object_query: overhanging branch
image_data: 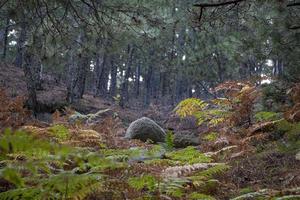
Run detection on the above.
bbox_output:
[193,0,246,8]
[287,2,300,7]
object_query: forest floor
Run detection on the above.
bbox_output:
[0,63,300,199]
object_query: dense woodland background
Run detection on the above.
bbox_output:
[0,0,300,200]
[0,0,299,111]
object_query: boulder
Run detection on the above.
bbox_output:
[125,117,166,143]
[165,115,198,131]
[69,109,115,124]
[173,131,200,148]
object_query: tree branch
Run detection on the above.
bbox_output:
[287,2,300,7]
[0,0,9,9]
[289,25,300,30]
[194,0,246,8]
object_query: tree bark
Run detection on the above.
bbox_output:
[119,44,134,108]
[134,62,140,98]
[144,64,153,107]
[110,55,117,98]
[2,16,9,60]
[95,53,109,97]
[15,22,27,68]
[23,48,40,115]
[66,52,88,103]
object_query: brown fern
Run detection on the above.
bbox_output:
[285,83,300,122]
[0,88,30,129]
[161,163,223,178]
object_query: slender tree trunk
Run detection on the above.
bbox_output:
[2,16,9,60]
[144,64,153,107]
[119,44,134,108]
[151,70,160,99]
[77,54,88,98]
[23,48,40,115]
[66,51,75,103]
[110,56,117,98]
[95,53,109,97]
[134,62,140,98]
[15,22,26,68]
[66,52,88,103]
[160,72,167,97]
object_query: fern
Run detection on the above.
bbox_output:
[162,177,187,198]
[128,175,158,192]
[174,98,208,118]
[165,146,212,164]
[48,124,70,141]
[165,131,175,151]
[0,129,110,200]
[189,192,216,200]
[175,98,229,127]
[276,120,300,152]
[204,132,218,142]
[0,168,24,188]
[194,164,230,179]
[254,111,281,122]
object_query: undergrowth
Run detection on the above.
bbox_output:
[0,128,228,199]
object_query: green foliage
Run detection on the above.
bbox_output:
[166,146,212,164]
[204,132,218,142]
[276,120,300,152]
[239,187,254,195]
[0,129,117,200]
[254,111,280,122]
[0,168,24,188]
[188,192,216,200]
[0,173,102,200]
[175,98,229,127]
[162,177,187,198]
[165,130,175,151]
[195,164,230,179]
[48,124,70,141]
[174,98,208,118]
[128,175,158,192]
[189,164,229,194]
[261,83,288,111]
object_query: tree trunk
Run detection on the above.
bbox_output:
[119,44,134,108]
[144,64,153,107]
[110,56,117,98]
[2,16,9,60]
[15,22,27,68]
[95,53,109,97]
[23,48,40,115]
[134,63,140,98]
[160,72,167,97]
[66,52,88,103]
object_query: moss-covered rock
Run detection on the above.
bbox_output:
[125,117,166,143]
[173,131,200,148]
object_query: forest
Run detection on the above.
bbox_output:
[0,0,299,199]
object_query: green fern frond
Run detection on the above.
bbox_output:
[188,192,216,200]
[254,111,281,122]
[128,175,159,192]
[165,146,212,164]
[165,131,175,151]
[195,164,230,179]
[174,98,208,118]
[48,124,70,141]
